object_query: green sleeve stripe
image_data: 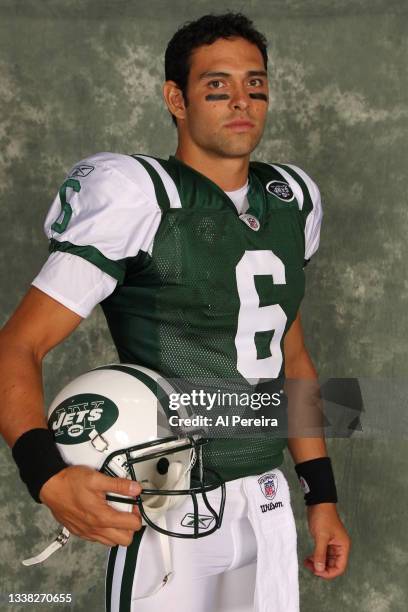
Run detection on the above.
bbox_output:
[49,239,126,283]
[130,155,170,213]
[274,163,314,216]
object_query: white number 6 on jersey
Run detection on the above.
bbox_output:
[235,250,287,383]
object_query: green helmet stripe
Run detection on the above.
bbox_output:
[92,364,171,418]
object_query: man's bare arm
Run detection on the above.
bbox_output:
[0,287,83,445]
[0,286,142,546]
[283,311,351,579]
[283,310,327,461]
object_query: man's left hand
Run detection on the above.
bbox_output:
[304,503,351,579]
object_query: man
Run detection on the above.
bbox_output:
[0,12,350,612]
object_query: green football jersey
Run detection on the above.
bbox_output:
[41,152,322,481]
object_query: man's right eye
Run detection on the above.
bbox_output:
[208,80,224,89]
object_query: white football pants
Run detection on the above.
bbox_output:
[105,469,299,612]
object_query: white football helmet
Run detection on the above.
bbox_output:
[47,363,225,538]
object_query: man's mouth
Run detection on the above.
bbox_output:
[224,119,255,132]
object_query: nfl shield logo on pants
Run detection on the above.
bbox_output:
[258,473,278,500]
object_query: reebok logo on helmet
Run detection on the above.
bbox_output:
[181,513,215,530]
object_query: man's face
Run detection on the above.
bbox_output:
[180,37,269,159]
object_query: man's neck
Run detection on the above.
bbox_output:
[174,145,250,192]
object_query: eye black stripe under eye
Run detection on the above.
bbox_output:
[249,93,268,101]
[205,93,268,102]
[205,94,230,101]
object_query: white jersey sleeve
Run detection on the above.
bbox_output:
[32,252,117,318]
[286,164,323,262]
[32,152,162,317]
[269,163,323,263]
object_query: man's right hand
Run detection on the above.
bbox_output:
[39,465,143,547]
[0,289,143,548]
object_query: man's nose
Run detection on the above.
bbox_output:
[228,85,250,111]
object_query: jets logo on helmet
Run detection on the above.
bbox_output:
[48,394,119,444]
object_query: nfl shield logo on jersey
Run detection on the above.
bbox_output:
[239,213,260,231]
[266,180,294,202]
[258,473,278,500]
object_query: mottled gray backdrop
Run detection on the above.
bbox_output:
[0,1,407,611]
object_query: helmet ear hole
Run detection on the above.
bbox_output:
[157,457,170,475]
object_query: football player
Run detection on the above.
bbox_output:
[0,12,350,612]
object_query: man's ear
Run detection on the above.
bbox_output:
[163,81,186,122]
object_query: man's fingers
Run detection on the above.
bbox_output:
[92,528,135,548]
[313,532,331,572]
[101,506,142,531]
[310,564,347,580]
[73,499,142,531]
[91,472,142,497]
[305,542,349,579]
[77,529,135,548]
[306,506,351,580]
[40,466,145,545]
[132,504,141,517]
[327,543,348,573]
[58,500,142,534]
[95,536,117,547]
[67,518,137,547]
[303,556,315,572]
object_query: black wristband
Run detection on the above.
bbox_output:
[295,456,338,506]
[12,428,68,503]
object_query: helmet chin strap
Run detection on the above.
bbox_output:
[133,451,196,596]
[22,526,70,566]
[131,515,174,600]
[130,461,181,592]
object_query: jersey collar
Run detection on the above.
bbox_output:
[167,155,266,224]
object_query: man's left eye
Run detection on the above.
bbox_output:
[249,78,263,87]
